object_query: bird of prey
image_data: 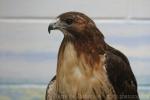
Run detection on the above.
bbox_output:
[46,12,139,100]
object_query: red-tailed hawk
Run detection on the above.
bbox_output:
[46,12,139,100]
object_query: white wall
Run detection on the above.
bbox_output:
[0,0,150,84]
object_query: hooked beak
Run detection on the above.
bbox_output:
[48,23,56,34]
[48,20,62,34]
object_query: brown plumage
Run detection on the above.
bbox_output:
[46,12,139,100]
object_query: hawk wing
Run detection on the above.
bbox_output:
[105,45,139,100]
[45,76,56,100]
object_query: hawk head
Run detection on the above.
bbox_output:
[48,12,101,38]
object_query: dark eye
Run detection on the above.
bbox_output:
[65,18,73,25]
